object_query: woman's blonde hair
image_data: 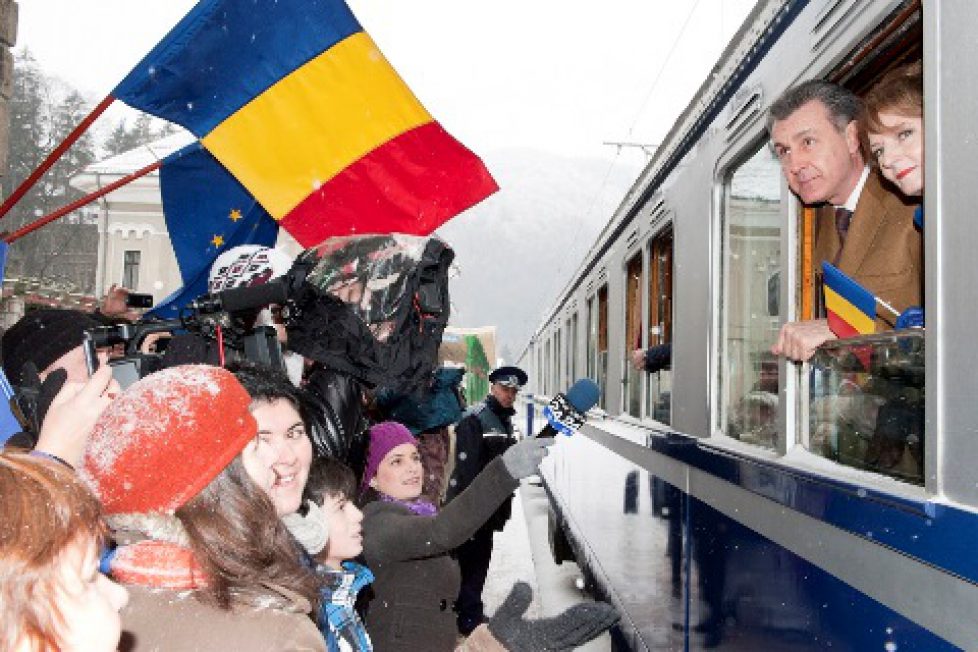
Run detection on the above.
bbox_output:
[0,451,106,652]
[861,61,923,135]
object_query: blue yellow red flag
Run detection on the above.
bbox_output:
[114,0,497,247]
[147,144,279,319]
[822,261,877,338]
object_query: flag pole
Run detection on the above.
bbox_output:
[0,94,116,221]
[4,160,161,244]
[875,296,901,318]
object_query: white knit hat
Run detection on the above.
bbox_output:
[207,245,293,293]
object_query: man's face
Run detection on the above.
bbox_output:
[490,383,519,409]
[771,100,863,206]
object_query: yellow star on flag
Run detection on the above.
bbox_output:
[229,208,242,222]
[211,234,225,248]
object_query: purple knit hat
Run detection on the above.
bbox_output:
[361,421,417,492]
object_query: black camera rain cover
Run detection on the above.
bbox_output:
[286,234,454,394]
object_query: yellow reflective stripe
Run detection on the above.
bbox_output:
[202,32,432,219]
[824,286,875,334]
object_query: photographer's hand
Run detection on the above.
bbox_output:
[35,365,120,467]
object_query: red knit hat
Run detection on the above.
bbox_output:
[82,365,257,515]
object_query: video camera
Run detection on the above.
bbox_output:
[83,254,315,388]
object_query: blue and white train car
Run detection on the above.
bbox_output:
[521,0,978,649]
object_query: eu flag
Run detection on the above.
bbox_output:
[148,144,278,319]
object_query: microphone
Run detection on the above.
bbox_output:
[538,378,600,437]
[191,278,290,315]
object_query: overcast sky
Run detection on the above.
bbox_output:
[19,0,757,165]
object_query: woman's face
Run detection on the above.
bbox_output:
[868,111,924,197]
[241,398,313,517]
[54,538,129,652]
[370,443,423,501]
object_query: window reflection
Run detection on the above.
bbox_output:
[720,145,782,448]
[809,331,924,485]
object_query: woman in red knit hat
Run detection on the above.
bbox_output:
[81,365,326,651]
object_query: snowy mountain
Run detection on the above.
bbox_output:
[437,148,643,364]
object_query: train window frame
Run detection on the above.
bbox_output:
[586,284,610,410]
[622,246,644,417]
[713,137,786,453]
[644,223,675,425]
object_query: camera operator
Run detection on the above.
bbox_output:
[161,245,303,381]
[1,308,112,447]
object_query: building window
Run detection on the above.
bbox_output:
[123,251,141,290]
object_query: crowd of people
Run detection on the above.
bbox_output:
[0,237,617,651]
[1,61,925,652]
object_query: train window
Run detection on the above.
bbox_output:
[646,228,673,424]
[544,337,552,396]
[808,332,924,485]
[718,144,782,448]
[587,286,609,410]
[624,252,643,416]
[554,329,562,394]
[568,313,578,382]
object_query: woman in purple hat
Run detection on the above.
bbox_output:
[357,421,551,651]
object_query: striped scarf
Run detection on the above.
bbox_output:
[317,561,374,652]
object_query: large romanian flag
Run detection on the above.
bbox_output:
[113,0,497,248]
[822,261,876,339]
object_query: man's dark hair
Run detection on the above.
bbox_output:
[304,457,357,506]
[227,361,302,412]
[767,79,862,134]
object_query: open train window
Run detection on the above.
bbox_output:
[719,143,782,449]
[646,228,673,424]
[800,3,924,485]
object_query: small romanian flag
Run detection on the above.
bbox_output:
[822,261,876,338]
[113,0,497,247]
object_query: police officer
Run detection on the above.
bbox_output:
[446,365,528,636]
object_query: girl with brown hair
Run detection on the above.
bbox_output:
[0,450,129,652]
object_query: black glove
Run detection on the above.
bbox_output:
[487,582,619,651]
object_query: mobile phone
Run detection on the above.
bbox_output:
[126,292,154,309]
[82,331,99,376]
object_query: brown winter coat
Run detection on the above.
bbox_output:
[812,172,922,329]
[120,582,325,651]
[361,456,518,652]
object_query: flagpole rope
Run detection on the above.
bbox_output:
[4,160,161,244]
[0,94,116,222]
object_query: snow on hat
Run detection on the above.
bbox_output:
[361,421,417,492]
[1,309,103,384]
[82,365,257,515]
[207,245,293,293]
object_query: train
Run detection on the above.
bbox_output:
[519,0,978,649]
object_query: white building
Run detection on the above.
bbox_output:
[70,133,301,305]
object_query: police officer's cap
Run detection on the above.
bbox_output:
[489,366,527,389]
